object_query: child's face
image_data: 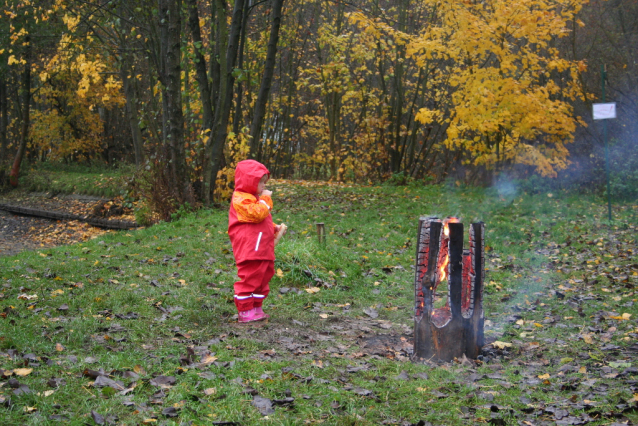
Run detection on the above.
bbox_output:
[257,175,269,194]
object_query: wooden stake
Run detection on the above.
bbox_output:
[316,222,325,244]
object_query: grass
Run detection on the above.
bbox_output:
[13,161,135,198]
[0,178,637,425]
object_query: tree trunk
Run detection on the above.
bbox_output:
[233,0,250,137]
[159,0,187,198]
[0,74,7,165]
[9,41,31,187]
[187,0,215,201]
[204,0,245,204]
[120,57,144,166]
[249,0,285,157]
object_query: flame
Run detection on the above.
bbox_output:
[439,217,459,282]
[439,255,449,282]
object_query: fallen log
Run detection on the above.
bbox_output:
[0,203,140,230]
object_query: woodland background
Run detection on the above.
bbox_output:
[1,0,637,219]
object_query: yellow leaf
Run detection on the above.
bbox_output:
[319,314,329,319]
[492,341,512,349]
[538,373,550,380]
[305,287,321,294]
[582,334,593,344]
[200,354,217,365]
[18,294,38,300]
[203,388,216,396]
[55,343,65,352]
[276,268,284,278]
[14,368,33,376]
[578,366,587,374]
[622,313,632,320]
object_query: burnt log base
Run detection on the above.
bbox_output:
[413,217,485,362]
[0,203,140,230]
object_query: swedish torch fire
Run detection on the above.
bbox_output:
[413,216,485,362]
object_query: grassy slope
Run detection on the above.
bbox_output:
[0,180,637,425]
[16,163,133,198]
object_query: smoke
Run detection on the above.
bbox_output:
[493,174,518,203]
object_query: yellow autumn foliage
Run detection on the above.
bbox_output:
[403,0,588,176]
[29,15,125,160]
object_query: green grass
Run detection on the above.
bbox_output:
[0,180,637,425]
[14,161,135,198]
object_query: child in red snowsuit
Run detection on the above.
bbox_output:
[228,160,281,323]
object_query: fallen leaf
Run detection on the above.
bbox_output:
[13,368,33,377]
[252,395,275,415]
[492,341,512,349]
[305,287,320,294]
[363,307,379,319]
[150,376,176,388]
[55,343,65,352]
[91,410,105,425]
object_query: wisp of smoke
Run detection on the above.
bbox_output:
[494,174,518,203]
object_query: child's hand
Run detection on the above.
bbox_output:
[261,189,272,197]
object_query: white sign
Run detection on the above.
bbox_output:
[593,103,616,120]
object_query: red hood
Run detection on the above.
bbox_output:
[234,160,270,195]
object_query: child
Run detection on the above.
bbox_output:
[228,159,282,323]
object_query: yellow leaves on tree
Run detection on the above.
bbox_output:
[30,18,125,160]
[406,0,588,177]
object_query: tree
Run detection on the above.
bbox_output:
[400,0,587,178]
[249,0,285,158]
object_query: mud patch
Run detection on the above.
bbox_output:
[359,334,414,358]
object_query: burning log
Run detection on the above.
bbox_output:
[413,217,485,361]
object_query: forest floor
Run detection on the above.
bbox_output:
[0,179,637,425]
[0,191,135,257]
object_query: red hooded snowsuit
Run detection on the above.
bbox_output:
[228,160,276,312]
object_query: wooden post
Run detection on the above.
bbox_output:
[413,217,485,362]
[316,222,325,244]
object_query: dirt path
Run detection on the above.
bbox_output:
[0,192,136,257]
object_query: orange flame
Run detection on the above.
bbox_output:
[439,217,459,282]
[439,255,449,282]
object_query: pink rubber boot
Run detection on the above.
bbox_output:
[238,308,266,323]
[254,306,270,319]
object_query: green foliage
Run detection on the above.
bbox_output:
[384,171,414,186]
[170,202,195,222]
[605,139,638,201]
